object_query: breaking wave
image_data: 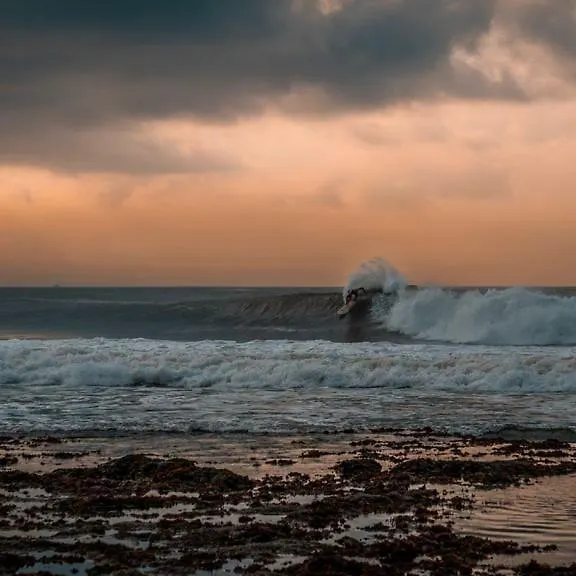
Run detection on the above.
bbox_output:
[1,338,575,435]
[344,257,405,299]
[383,286,576,346]
[2,257,576,347]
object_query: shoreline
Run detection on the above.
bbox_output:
[1,431,576,575]
[2,423,576,445]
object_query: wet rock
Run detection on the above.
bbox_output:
[0,470,43,488]
[53,495,174,516]
[0,455,254,495]
[52,451,87,460]
[0,552,29,572]
[1,433,576,576]
[277,549,380,575]
[516,559,576,575]
[178,551,224,570]
[389,458,576,488]
[0,455,18,468]
[300,450,329,458]
[335,458,382,480]
[494,439,572,458]
[30,436,63,445]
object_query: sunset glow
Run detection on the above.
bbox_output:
[2,1,576,286]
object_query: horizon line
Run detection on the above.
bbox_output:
[0,283,574,289]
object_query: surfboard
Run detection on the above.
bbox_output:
[337,301,356,319]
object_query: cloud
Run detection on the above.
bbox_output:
[1,124,239,175]
[311,179,346,206]
[349,116,449,147]
[98,180,137,208]
[349,123,399,147]
[366,163,511,210]
[436,166,512,200]
[366,186,430,211]
[3,1,576,174]
[513,0,576,58]
[0,0,505,172]
[2,1,499,119]
[9,187,34,205]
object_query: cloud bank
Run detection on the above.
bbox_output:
[1,0,575,172]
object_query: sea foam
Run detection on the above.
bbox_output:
[0,338,575,435]
[382,287,576,345]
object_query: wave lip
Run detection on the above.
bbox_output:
[344,257,405,299]
[383,286,576,346]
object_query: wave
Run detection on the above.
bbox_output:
[2,337,574,391]
[1,291,336,323]
[3,257,576,347]
[340,256,576,346]
[1,339,575,435]
[1,289,376,332]
[344,257,405,299]
[383,286,576,346]
[214,292,344,324]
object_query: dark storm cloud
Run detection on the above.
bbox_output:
[1,1,283,37]
[2,0,499,117]
[2,124,239,175]
[513,0,576,57]
[0,0,538,173]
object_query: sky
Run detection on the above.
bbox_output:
[2,0,576,286]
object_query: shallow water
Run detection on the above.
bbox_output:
[3,432,576,570]
[454,474,576,565]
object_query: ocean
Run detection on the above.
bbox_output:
[1,279,576,438]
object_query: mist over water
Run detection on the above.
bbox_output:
[344,257,406,298]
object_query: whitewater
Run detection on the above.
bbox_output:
[1,258,575,437]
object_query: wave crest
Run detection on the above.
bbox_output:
[344,258,405,299]
[385,287,576,346]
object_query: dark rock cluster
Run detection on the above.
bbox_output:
[0,433,575,575]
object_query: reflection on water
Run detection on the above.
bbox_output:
[454,474,576,566]
[3,433,576,571]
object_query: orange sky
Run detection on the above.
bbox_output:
[2,99,576,286]
[3,1,576,287]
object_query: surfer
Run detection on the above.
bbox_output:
[337,287,371,320]
[345,287,367,304]
[338,286,386,319]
